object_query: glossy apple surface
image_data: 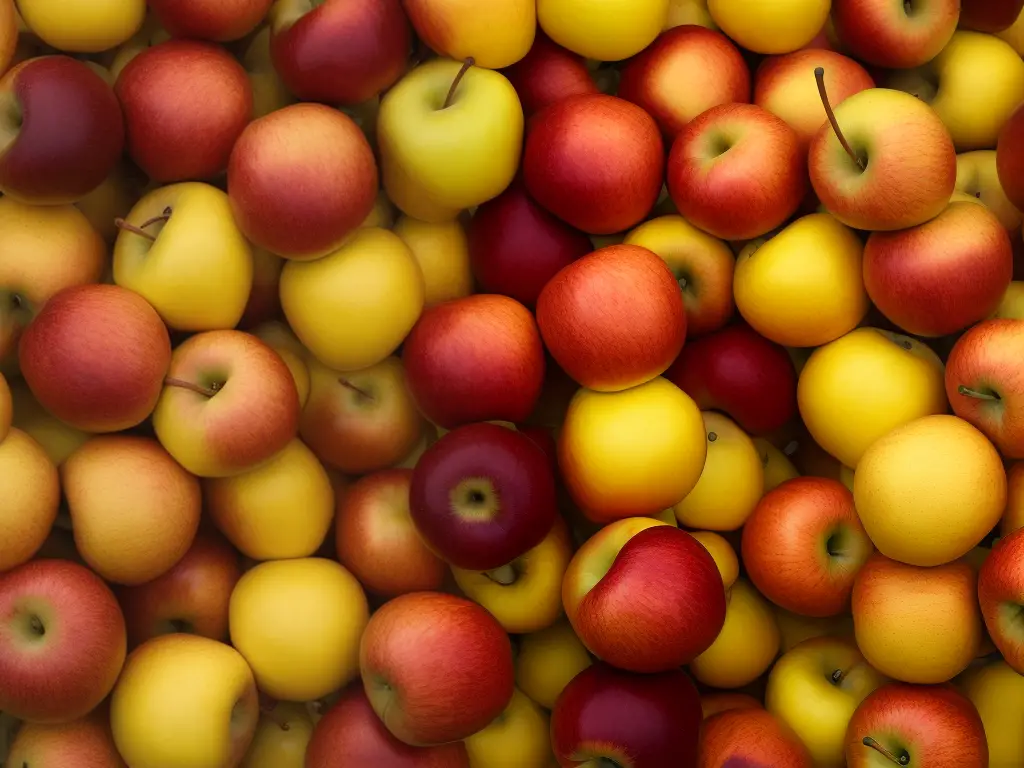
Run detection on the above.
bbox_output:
[699,708,814,767]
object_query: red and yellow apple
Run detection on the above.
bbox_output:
[0,427,59,572]
[699,707,813,767]
[831,0,959,68]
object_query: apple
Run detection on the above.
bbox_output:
[0,55,124,204]
[499,31,598,117]
[977,528,1024,675]
[618,25,750,139]
[111,634,259,768]
[6,711,127,768]
[514,618,592,710]
[552,662,702,768]
[962,0,1024,32]
[844,683,988,768]
[536,0,669,61]
[0,559,126,723]
[465,688,552,768]
[699,707,814,767]
[403,0,535,69]
[15,0,146,53]
[150,0,272,41]
[7,379,91,467]
[249,321,311,404]
[0,0,14,75]
[831,0,958,67]
[962,658,1024,765]
[402,294,546,427]
[707,0,830,54]
[523,94,664,235]
[955,150,1023,232]
[228,102,377,260]
[0,427,58,572]
[998,102,1024,215]
[393,215,474,307]
[241,701,315,768]
[701,693,762,719]
[689,531,739,589]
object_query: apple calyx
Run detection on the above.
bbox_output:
[164,376,222,398]
[483,562,518,586]
[814,67,865,172]
[708,431,718,443]
[957,385,1001,402]
[862,736,910,765]
[259,702,292,732]
[114,206,173,243]
[443,58,476,110]
[338,377,375,402]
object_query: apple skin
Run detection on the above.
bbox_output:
[150,0,273,41]
[0,559,127,724]
[359,591,515,746]
[831,0,959,68]
[468,178,593,308]
[978,528,1024,675]
[115,40,252,183]
[536,244,687,392]
[664,322,796,435]
[960,0,1024,33]
[551,662,702,768]
[997,102,1024,214]
[0,0,14,75]
[500,30,598,117]
[523,93,665,235]
[667,103,807,241]
[410,422,558,571]
[844,683,988,768]
[699,708,814,768]
[269,0,410,106]
[6,711,127,768]
[401,294,547,429]
[863,202,1013,338]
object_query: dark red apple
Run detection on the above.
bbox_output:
[959,0,1024,32]
[500,30,599,117]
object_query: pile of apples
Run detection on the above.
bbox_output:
[7,0,1024,765]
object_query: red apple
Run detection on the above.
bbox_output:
[500,30,598,117]
[18,284,171,433]
[0,559,126,723]
[115,40,252,183]
[978,528,1024,674]
[844,683,987,767]
[0,55,124,204]
[536,244,687,392]
[664,322,796,435]
[551,662,702,768]
[863,201,1013,338]
[667,103,807,241]
[467,178,592,308]
[523,93,664,235]
[227,102,378,260]
[401,294,546,429]
[619,25,751,140]
[961,0,1024,33]
[359,592,515,746]
[149,0,274,42]
[741,477,875,617]
[269,0,411,105]
[997,102,1024,214]
[307,683,470,767]
[700,708,814,767]
[831,0,960,68]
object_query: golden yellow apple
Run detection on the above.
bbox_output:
[775,608,855,653]
[515,619,593,709]
[665,0,717,28]
[752,437,800,492]
[708,0,830,53]
[962,659,1024,766]
[0,427,59,571]
[8,378,91,466]
[537,0,669,61]
[241,702,314,768]
[16,0,146,52]
[955,150,1023,231]
[465,688,553,768]
[994,281,1024,320]
[404,0,536,69]
[393,214,474,306]
[689,531,739,590]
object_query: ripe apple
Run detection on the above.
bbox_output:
[149,0,271,41]
[997,102,1024,213]
[16,0,145,53]
[962,658,1024,765]
[515,618,592,710]
[0,428,58,572]
[978,529,1024,675]
[700,707,813,767]
[249,321,310,406]
[536,0,669,61]
[403,0,535,69]
[956,150,1022,232]
[618,25,750,139]
[552,662,702,768]
[393,215,473,307]
[7,712,127,768]
[831,0,958,67]
[241,701,314,768]
[499,30,598,117]
[707,0,829,54]
[0,559,126,723]
[465,688,552,768]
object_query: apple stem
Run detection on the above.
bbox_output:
[484,564,517,586]
[114,218,157,242]
[137,208,172,230]
[164,377,221,398]
[443,57,476,109]
[814,67,865,171]
[338,378,374,401]
[862,737,909,765]
[830,668,846,684]
[957,385,1001,401]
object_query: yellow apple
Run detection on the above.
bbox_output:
[377,58,523,222]
[734,213,868,347]
[689,531,739,589]
[114,182,254,331]
[0,427,59,572]
[242,26,296,120]
[465,688,553,768]
[403,0,536,69]
[537,0,669,61]
[515,619,593,709]
[241,702,314,768]
[955,150,1023,231]
[797,327,948,469]
[229,558,369,702]
[665,0,717,29]
[775,608,855,653]
[707,0,830,54]
[75,161,145,243]
[962,659,1024,766]
[752,437,799,492]
[111,634,259,768]
[280,227,425,372]
[393,214,474,306]
[674,412,764,531]
[994,281,1024,320]
[690,579,780,688]
[8,378,91,466]
[361,189,396,229]
[16,0,146,52]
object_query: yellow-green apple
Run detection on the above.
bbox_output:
[205,438,334,560]
[961,0,1024,31]
[742,477,874,618]
[377,58,523,223]
[978,528,1024,674]
[299,354,425,474]
[237,247,283,331]
[997,102,1024,214]
[359,591,515,745]
[113,182,253,331]
[956,150,1022,231]
[798,328,948,469]
[515,618,592,710]
[150,0,271,41]
[115,41,252,182]
[844,683,988,768]
[623,214,735,337]
[230,557,369,702]
[468,178,592,308]
[618,25,750,139]
[667,103,806,241]
[241,26,295,120]
[855,414,1005,567]
[962,658,1024,765]
[537,245,685,392]
[551,663,702,768]
[754,437,800,492]
[0,559,126,723]
[0,428,58,572]
[15,0,145,52]
[707,0,829,53]
[499,30,598,117]
[0,0,14,75]
[117,529,241,649]
[111,634,259,768]
[0,56,124,204]
[559,377,707,522]
[403,0,535,69]
[831,0,958,67]
[7,380,91,466]
[562,517,726,672]
[868,202,1014,338]
[452,515,572,634]
[699,707,814,767]
[335,468,446,597]
[524,94,664,235]
[393,215,473,307]
[808,84,956,232]
[18,284,171,433]
[152,330,300,478]
[465,687,552,768]
[7,711,127,768]
[279,227,424,370]
[701,692,762,719]
[690,530,739,589]
[536,0,669,61]
[241,701,314,768]
[766,636,888,766]
[228,103,378,259]
[852,553,983,684]
[755,49,874,150]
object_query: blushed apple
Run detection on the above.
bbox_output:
[699,708,813,767]
[956,150,1022,232]
[831,0,959,68]
[150,0,272,41]
[6,712,127,768]
[499,30,598,117]
[978,528,1024,675]
[997,102,1024,218]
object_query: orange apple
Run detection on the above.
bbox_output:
[0,427,59,572]
[7,711,127,768]
[699,708,813,767]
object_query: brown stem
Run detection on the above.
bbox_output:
[862,737,909,765]
[815,67,865,171]
[114,218,156,242]
[338,378,374,401]
[164,377,220,398]
[830,661,863,685]
[443,57,475,109]
[958,385,1001,401]
[137,211,171,230]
